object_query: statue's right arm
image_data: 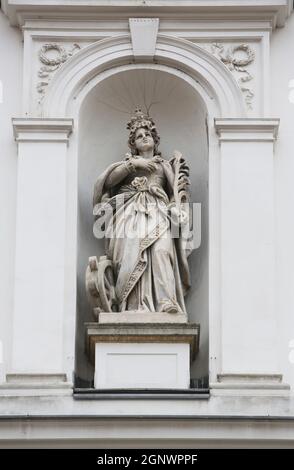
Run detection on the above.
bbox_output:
[104,161,133,189]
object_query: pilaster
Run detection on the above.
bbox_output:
[213,118,288,394]
[8,118,74,391]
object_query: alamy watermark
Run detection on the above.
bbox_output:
[289,339,294,365]
[288,79,294,104]
[93,199,201,252]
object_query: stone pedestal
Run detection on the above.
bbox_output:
[85,313,199,390]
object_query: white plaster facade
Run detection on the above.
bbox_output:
[1,0,294,448]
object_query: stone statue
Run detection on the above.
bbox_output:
[86,108,192,318]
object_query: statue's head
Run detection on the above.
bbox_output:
[127,107,160,156]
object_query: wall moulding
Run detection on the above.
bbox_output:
[25,34,263,116]
[2,1,292,29]
[17,15,269,116]
[12,118,74,143]
[214,118,280,141]
[40,35,245,118]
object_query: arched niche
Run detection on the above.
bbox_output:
[75,68,209,386]
[42,35,247,387]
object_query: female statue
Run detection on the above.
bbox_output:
[89,108,191,316]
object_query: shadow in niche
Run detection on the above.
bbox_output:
[74,69,209,391]
[73,375,210,392]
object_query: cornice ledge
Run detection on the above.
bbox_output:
[12,117,74,143]
[214,118,280,142]
[1,1,292,29]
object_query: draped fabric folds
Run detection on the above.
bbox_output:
[93,157,191,314]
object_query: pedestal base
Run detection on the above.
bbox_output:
[85,314,200,390]
[94,342,190,389]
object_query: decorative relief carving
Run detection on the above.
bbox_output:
[197,42,255,109]
[37,43,81,102]
[210,43,255,109]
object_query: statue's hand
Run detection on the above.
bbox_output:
[133,157,157,173]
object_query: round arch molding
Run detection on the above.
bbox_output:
[43,35,246,119]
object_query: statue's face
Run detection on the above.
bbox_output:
[134,127,155,154]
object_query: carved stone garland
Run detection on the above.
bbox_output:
[37,43,81,103]
[210,43,255,109]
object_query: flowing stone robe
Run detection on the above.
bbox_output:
[93,156,191,314]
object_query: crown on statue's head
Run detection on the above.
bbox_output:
[127,106,160,155]
[127,107,157,134]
